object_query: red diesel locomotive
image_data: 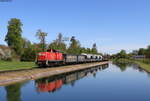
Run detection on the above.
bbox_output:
[36,49,103,67]
[36,49,64,67]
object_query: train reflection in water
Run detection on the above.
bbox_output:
[35,64,109,93]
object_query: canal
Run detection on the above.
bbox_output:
[1,63,150,101]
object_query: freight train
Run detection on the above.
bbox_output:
[36,49,103,67]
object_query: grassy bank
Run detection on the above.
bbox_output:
[113,58,150,72]
[0,61,37,71]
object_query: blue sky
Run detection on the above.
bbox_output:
[0,0,150,54]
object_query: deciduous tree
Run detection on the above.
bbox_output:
[67,36,81,54]
[5,18,23,55]
[49,33,67,52]
[91,43,98,54]
[36,29,47,52]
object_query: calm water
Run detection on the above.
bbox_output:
[1,63,150,101]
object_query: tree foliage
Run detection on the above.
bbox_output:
[91,43,98,54]
[131,45,150,58]
[116,50,128,58]
[67,36,81,54]
[49,33,66,52]
[21,39,37,61]
[5,18,23,55]
[36,29,47,52]
[145,45,150,58]
[138,48,146,55]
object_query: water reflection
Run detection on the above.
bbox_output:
[5,84,21,101]
[35,64,109,93]
[113,61,148,74]
[4,82,27,101]
[113,62,132,72]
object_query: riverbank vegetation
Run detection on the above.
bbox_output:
[112,44,150,72]
[113,58,150,72]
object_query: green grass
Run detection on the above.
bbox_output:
[0,61,37,71]
[132,59,150,72]
[113,58,150,72]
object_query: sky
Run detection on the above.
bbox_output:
[0,0,150,54]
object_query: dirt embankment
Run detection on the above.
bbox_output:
[0,61,109,86]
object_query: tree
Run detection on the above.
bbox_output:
[86,48,92,53]
[49,33,67,52]
[56,33,63,44]
[67,36,81,54]
[145,45,150,58]
[91,43,98,54]
[79,47,87,53]
[21,39,37,61]
[117,50,127,58]
[5,18,23,55]
[138,48,146,55]
[132,50,138,55]
[36,29,47,52]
